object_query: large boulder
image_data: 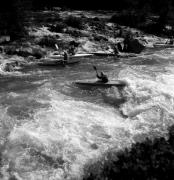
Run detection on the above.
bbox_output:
[5,46,46,59]
[124,38,145,54]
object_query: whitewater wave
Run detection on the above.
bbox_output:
[116,66,174,133]
[1,49,174,179]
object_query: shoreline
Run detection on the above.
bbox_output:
[0,9,170,72]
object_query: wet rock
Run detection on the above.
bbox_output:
[16,48,33,57]
[32,47,47,59]
[5,46,46,59]
[9,175,18,180]
[3,63,14,72]
[93,34,108,42]
[93,17,100,21]
[90,143,98,150]
[123,38,145,54]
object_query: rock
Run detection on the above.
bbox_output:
[90,143,98,149]
[16,48,33,57]
[123,38,145,54]
[3,63,14,72]
[32,47,47,59]
[0,36,10,44]
[93,34,108,41]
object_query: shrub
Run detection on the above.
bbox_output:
[64,15,84,29]
[83,125,174,180]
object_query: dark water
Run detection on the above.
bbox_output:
[1,48,174,179]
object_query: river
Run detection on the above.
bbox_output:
[1,47,174,179]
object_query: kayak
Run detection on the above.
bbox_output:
[37,60,80,66]
[117,52,136,58]
[92,52,115,56]
[153,44,174,48]
[49,53,93,60]
[75,80,127,88]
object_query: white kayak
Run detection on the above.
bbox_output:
[49,53,93,60]
[75,80,127,88]
[92,52,115,56]
[37,59,80,66]
[153,44,174,48]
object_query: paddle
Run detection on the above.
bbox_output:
[93,66,99,76]
[55,44,59,50]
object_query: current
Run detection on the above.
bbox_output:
[0,47,174,179]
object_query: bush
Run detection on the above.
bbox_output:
[64,15,84,29]
[38,36,58,48]
[83,125,174,180]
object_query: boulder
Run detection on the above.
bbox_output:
[0,36,10,44]
[3,63,14,72]
[124,38,145,54]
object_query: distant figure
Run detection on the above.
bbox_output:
[117,42,123,52]
[68,45,76,55]
[63,51,69,65]
[97,72,109,83]
[113,44,120,55]
[123,34,132,52]
[168,36,174,45]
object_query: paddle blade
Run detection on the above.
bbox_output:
[55,44,59,50]
[93,66,97,70]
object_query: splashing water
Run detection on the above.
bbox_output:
[1,49,174,179]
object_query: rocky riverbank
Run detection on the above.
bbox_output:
[0,10,170,73]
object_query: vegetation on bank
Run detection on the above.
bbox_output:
[83,125,174,180]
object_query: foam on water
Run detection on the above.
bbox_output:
[118,65,174,135]
[1,85,134,179]
[1,49,174,179]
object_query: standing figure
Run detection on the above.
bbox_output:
[63,51,69,65]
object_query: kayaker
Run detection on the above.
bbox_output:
[68,45,76,55]
[63,51,69,65]
[93,66,108,83]
[97,72,109,83]
[169,36,174,45]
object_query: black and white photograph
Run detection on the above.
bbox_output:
[0,0,174,179]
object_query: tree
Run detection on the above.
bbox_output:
[0,0,30,40]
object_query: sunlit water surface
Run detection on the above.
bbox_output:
[1,48,174,179]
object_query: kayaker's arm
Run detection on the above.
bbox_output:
[97,74,102,79]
